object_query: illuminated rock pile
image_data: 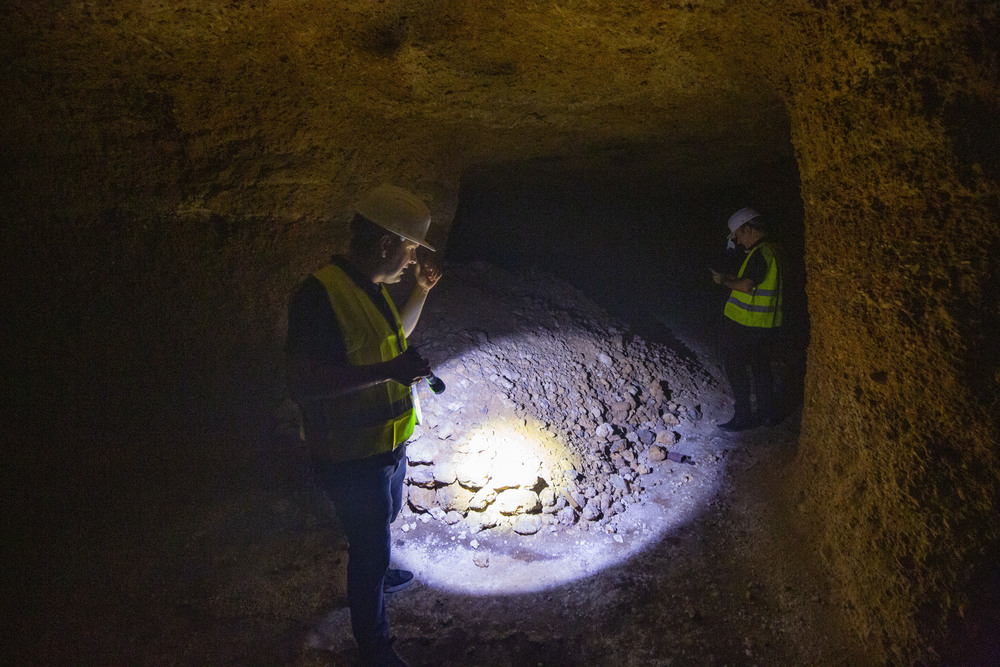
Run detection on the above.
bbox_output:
[402,261,715,537]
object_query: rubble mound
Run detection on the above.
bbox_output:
[404,261,715,537]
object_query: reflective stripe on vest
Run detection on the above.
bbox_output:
[307,263,416,462]
[724,241,783,328]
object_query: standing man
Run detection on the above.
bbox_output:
[709,207,784,432]
[286,184,441,666]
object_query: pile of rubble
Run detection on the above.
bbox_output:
[402,261,715,538]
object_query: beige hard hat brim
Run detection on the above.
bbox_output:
[395,229,436,252]
[355,184,436,251]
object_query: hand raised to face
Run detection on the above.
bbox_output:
[415,258,442,290]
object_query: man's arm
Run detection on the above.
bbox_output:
[290,348,431,402]
[709,248,767,294]
[710,269,756,294]
[399,260,441,337]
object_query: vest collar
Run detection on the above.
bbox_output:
[331,255,381,300]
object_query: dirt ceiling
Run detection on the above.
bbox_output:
[3,0,793,225]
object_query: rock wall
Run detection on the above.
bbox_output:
[2,0,997,660]
[730,3,1000,660]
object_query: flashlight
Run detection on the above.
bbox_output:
[426,373,446,394]
[406,344,444,394]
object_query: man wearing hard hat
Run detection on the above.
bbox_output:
[286,184,441,666]
[709,207,784,432]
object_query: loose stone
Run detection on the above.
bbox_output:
[409,468,436,488]
[557,507,577,525]
[656,430,678,446]
[648,445,667,462]
[433,462,458,485]
[468,487,497,511]
[406,438,439,464]
[514,515,543,535]
[408,486,437,512]
[496,489,541,515]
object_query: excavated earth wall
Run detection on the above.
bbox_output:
[2,1,998,661]
[729,3,1000,660]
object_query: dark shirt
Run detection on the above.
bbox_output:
[285,256,398,364]
[740,241,769,287]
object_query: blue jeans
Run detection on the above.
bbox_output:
[313,445,407,648]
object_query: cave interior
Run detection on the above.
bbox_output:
[2,1,999,664]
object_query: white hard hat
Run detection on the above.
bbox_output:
[354,184,435,251]
[727,207,761,238]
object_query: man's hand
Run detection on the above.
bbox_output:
[386,347,432,386]
[710,268,755,294]
[415,259,442,291]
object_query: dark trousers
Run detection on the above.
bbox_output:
[720,319,779,421]
[313,445,407,648]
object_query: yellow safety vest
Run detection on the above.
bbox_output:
[724,241,783,328]
[305,263,416,462]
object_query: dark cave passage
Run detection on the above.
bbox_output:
[446,151,807,333]
[444,150,810,412]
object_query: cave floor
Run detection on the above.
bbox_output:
[307,420,867,666]
[10,264,870,666]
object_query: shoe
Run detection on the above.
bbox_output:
[383,568,415,594]
[360,639,410,667]
[717,416,759,432]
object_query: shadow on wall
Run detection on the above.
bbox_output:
[445,151,810,412]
